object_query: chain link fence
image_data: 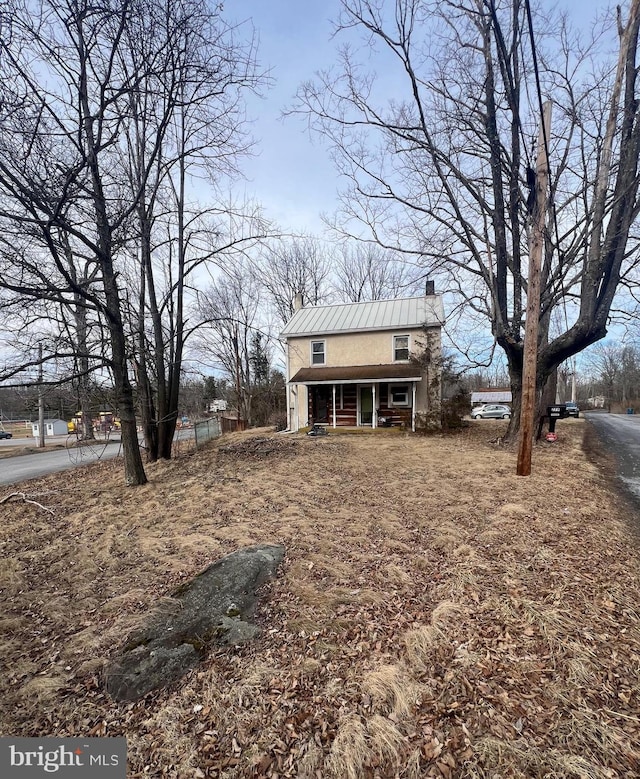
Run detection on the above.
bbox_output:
[194,418,222,447]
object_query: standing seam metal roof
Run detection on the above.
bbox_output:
[279,295,445,337]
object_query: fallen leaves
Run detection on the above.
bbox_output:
[1,424,640,777]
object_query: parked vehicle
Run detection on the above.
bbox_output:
[471,404,511,420]
[565,402,579,418]
[0,431,13,439]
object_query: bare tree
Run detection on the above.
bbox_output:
[333,243,423,301]
[0,0,174,484]
[0,0,268,479]
[296,0,640,439]
[196,263,263,424]
[582,341,640,406]
[0,194,105,442]
[255,236,332,327]
[121,0,266,461]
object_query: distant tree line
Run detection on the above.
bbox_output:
[580,342,640,408]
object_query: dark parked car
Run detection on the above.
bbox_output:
[471,404,511,420]
[565,402,579,418]
[0,431,13,439]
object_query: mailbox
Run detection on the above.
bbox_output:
[547,404,567,434]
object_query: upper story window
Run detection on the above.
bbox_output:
[393,334,410,361]
[311,340,326,365]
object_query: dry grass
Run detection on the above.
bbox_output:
[1,421,640,778]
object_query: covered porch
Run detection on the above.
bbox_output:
[288,364,423,432]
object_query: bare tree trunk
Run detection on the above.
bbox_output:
[77,23,147,486]
[136,242,158,462]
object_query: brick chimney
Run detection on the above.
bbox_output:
[293,292,304,311]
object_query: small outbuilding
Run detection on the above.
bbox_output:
[31,419,69,437]
[471,388,512,406]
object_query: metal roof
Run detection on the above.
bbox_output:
[280,295,445,338]
[289,364,423,385]
[471,390,512,403]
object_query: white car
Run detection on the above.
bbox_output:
[471,404,511,419]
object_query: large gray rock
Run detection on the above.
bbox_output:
[104,543,285,701]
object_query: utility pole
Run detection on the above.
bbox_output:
[37,344,45,449]
[517,100,552,476]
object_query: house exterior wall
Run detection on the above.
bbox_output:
[287,327,433,378]
[286,326,442,430]
[471,390,512,405]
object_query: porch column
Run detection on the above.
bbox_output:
[332,384,337,428]
[412,383,417,432]
[293,386,298,432]
[372,383,377,428]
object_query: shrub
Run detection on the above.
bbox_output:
[272,414,288,432]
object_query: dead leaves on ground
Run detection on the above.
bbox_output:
[1,423,640,778]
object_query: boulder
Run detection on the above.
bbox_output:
[104,543,285,701]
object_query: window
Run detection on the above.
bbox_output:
[311,340,325,365]
[390,385,410,406]
[394,335,409,361]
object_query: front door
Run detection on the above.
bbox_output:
[312,386,330,423]
[359,386,373,425]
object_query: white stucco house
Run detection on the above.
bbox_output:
[280,291,446,432]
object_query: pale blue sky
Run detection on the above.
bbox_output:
[229,0,615,236]
[230,0,343,233]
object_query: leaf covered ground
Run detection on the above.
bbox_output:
[1,421,639,778]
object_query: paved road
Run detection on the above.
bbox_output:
[0,427,200,486]
[0,440,123,486]
[585,411,640,500]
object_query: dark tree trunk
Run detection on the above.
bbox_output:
[105,267,147,485]
[78,32,147,486]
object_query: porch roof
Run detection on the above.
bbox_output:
[289,364,423,385]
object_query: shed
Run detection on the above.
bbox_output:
[31,419,69,437]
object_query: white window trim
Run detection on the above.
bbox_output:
[389,384,411,407]
[393,334,410,362]
[310,339,326,366]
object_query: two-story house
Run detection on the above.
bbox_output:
[280,291,445,432]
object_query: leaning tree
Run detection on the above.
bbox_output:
[296,0,640,438]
